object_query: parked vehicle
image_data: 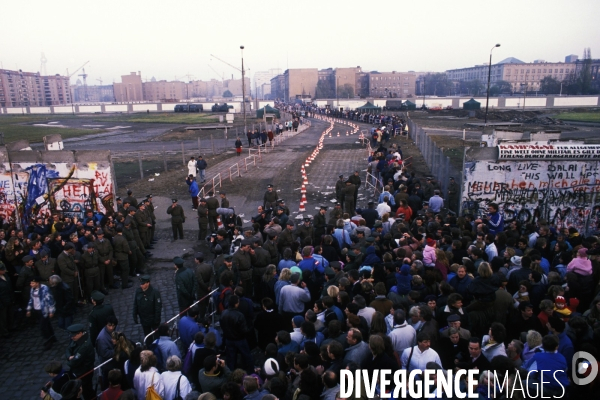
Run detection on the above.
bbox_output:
[211,103,234,112]
[174,104,189,112]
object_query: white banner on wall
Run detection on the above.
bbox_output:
[498,143,600,160]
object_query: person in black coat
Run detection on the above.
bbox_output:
[361,334,399,373]
[48,274,76,330]
[455,337,491,371]
[220,295,253,373]
[254,298,285,351]
[438,328,469,370]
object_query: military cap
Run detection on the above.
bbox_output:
[116,197,122,201]
[276,199,285,203]
[0,262,6,271]
[374,221,382,228]
[449,177,455,180]
[303,217,311,222]
[173,257,184,266]
[66,324,86,334]
[319,205,328,210]
[367,201,375,205]
[366,237,376,243]
[426,176,433,180]
[128,206,136,212]
[123,217,133,225]
[172,198,178,203]
[339,174,344,178]
[351,243,361,250]
[147,194,153,198]
[447,314,461,323]
[223,254,233,260]
[199,198,207,203]
[86,242,96,249]
[241,239,253,246]
[31,276,43,283]
[422,201,429,206]
[91,291,105,302]
[286,220,295,226]
[64,242,75,250]
[267,184,273,188]
[96,228,104,235]
[22,255,34,263]
[194,252,204,259]
[324,267,335,278]
[140,275,151,283]
[123,199,131,205]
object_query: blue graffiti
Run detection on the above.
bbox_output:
[22,164,59,225]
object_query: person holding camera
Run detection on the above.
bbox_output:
[197,354,231,397]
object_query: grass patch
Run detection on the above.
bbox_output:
[0,115,105,143]
[553,112,600,123]
[92,113,220,124]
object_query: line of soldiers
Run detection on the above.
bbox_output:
[335,171,362,215]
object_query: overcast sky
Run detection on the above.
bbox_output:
[1,0,598,85]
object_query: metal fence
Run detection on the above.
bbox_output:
[407,118,463,197]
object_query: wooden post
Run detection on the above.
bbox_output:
[138,153,144,179]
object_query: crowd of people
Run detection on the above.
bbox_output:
[3,109,599,400]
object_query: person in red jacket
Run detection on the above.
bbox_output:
[395,199,412,222]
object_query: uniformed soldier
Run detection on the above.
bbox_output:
[348,170,362,206]
[35,250,56,283]
[313,206,328,243]
[252,238,271,299]
[57,243,80,304]
[231,239,256,300]
[220,192,230,208]
[263,232,279,265]
[275,207,288,229]
[197,198,209,241]
[167,198,186,240]
[205,192,219,234]
[278,220,296,254]
[173,257,195,314]
[295,217,314,245]
[123,189,138,208]
[145,195,157,243]
[447,177,460,214]
[335,174,345,208]
[343,181,356,215]
[65,323,95,400]
[95,229,114,291]
[133,275,162,341]
[116,197,126,216]
[276,199,290,216]
[328,203,343,225]
[134,202,152,248]
[194,252,214,317]
[81,243,101,300]
[216,254,239,288]
[88,291,116,346]
[422,177,434,201]
[113,225,132,289]
[263,184,278,210]
[127,206,146,255]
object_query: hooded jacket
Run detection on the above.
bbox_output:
[395,264,412,295]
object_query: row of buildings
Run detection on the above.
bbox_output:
[1,53,598,107]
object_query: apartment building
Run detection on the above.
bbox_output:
[0,69,71,107]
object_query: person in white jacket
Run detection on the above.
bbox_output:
[134,350,165,400]
[162,355,192,400]
[187,157,197,177]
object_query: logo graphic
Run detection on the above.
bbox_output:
[572,351,598,385]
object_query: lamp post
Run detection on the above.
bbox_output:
[240,45,246,135]
[484,43,501,125]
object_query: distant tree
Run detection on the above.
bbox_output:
[337,84,354,99]
[459,80,484,96]
[489,80,512,96]
[222,90,233,98]
[540,76,562,94]
[579,48,594,94]
[316,80,335,99]
[422,73,452,96]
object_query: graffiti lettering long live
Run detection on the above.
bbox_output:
[0,149,115,228]
[462,160,600,235]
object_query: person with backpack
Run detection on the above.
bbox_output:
[162,355,192,400]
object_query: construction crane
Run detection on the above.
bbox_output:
[183,73,195,82]
[210,54,247,73]
[78,68,89,101]
[67,61,89,78]
[96,78,103,86]
[207,64,224,82]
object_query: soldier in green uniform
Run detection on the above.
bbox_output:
[205,192,220,234]
[422,176,434,202]
[57,243,80,304]
[278,220,296,254]
[231,239,256,300]
[447,177,460,214]
[197,198,209,241]
[173,257,195,313]
[81,243,101,301]
[276,199,290,216]
[263,184,278,210]
[295,217,314,245]
[343,182,356,215]
[313,206,328,244]
[123,189,138,208]
[113,226,132,289]
[127,207,147,255]
[167,198,186,240]
[328,203,343,225]
[35,250,57,284]
[133,275,162,341]
[348,170,362,207]
[95,229,114,291]
[65,323,95,400]
[335,174,345,210]
[194,252,214,317]
[134,202,152,248]
[144,196,157,244]
[88,291,115,346]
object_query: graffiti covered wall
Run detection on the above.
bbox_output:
[462,157,600,235]
[0,149,115,228]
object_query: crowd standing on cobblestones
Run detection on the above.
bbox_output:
[2,103,599,399]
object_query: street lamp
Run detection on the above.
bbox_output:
[240,45,246,135]
[484,43,501,125]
